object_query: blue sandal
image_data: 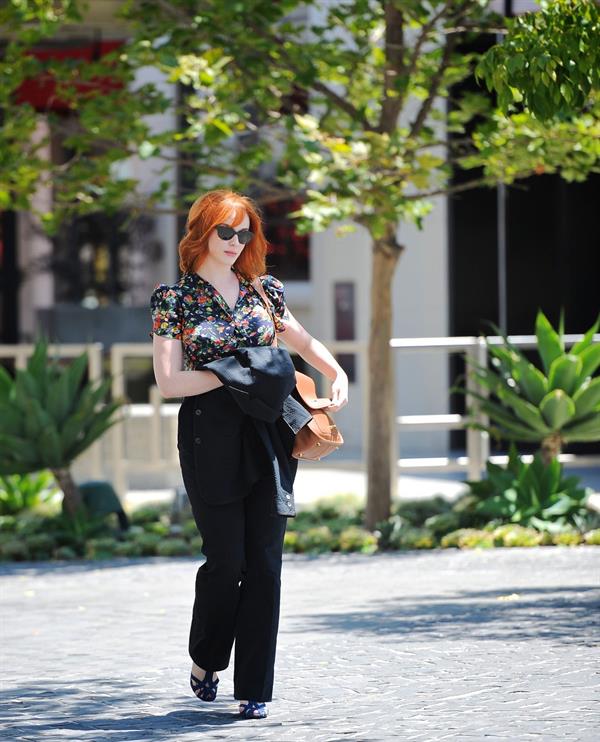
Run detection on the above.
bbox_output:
[238,700,268,718]
[190,670,219,701]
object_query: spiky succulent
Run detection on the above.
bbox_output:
[454,310,600,457]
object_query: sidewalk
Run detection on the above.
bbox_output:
[1,547,598,740]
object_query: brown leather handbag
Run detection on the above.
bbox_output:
[251,277,344,461]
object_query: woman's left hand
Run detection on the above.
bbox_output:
[327,371,348,412]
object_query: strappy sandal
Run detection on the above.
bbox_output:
[190,670,219,701]
[238,700,268,718]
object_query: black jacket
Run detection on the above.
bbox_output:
[178,346,312,517]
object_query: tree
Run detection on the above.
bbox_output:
[477,0,600,120]
[2,1,599,528]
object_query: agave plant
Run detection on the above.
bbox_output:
[453,309,600,464]
[0,336,124,516]
[465,442,592,533]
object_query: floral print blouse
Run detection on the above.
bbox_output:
[149,267,289,370]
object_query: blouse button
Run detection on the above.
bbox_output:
[195,408,202,415]
[194,436,202,445]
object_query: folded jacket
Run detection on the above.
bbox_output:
[199,346,312,516]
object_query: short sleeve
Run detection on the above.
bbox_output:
[260,274,288,332]
[149,283,182,339]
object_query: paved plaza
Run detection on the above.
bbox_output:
[1,546,599,741]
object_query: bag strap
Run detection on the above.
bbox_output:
[251,276,278,348]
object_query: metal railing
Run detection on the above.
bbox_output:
[109,340,368,496]
[2,333,598,496]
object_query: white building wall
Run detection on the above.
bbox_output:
[310,192,449,461]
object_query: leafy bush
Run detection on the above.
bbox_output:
[584,529,600,545]
[465,442,592,532]
[552,530,583,546]
[0,539,29,560]
[130,504,171,525]
[114,541,143,557]
[441,528,490,548]
[424,511,462,537]
[296,526,336,553]
[0,471,59,515]
[338,526,377,553]
[283,530,299,552]
[24,533,57,559]
[491,524,543,547]
[392,496,452,526]
[155,538,191,557]
[129,532,163,556]
[85,537,119,559]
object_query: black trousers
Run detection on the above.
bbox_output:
[178,394,289,702]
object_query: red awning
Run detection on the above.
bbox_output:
[15,40,125,111]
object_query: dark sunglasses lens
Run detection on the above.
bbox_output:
[238,230,253,244]
[216,225,234,240]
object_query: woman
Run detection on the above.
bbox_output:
[150,189,349,719]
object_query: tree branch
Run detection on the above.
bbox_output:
[408,34,456,138]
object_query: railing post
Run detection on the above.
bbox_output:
[465,340,481,480]
[110,345,128,499]
[477,336,490,468]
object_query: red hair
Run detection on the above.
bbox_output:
[178,190,269,279]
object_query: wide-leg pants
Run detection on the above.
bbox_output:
[178,392,289,702]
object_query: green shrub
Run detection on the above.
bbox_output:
[338,526,377,553]
[393,525,436,549]
[0,538,29,560]
[451,494,488,528]
[14,513,50,537]
[393,496,452,526]
[0,471,60,515]
[491,524,542,547]
[155,538,191,556]
[130,504,171,525]
[0,514,17,532]
[53,545,78,560]
[130,532,163,555]
[552,530,583,546]
[182,518,199,538]
[424,511,462,537]
[374,515,409,550]
[123,525,145,540]
[283,530,299,552]
[189,535,203,553]
[24,533,57,559]
[297,526,336,553]
[143,521,169,536]
[113,540,143,557]
[463,443,593,532]
[85,537,119,559]
[442,528,485,548]
[584,528,600,545]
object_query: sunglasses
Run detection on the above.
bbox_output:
[215,223,254,245]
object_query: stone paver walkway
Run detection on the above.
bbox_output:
[1,546,599,741]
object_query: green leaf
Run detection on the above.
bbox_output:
[536,310,564,375]
[496,385,552,434]
[539,389,576,429]
[577,343,600,382]
[514,359,548,404]
[570,312,600,354]
[547,354,581,395]
[572,376,600,418]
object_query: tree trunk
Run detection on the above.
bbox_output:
[540,433,562,466]
[52,467,83,517]
[364,238,402,530]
